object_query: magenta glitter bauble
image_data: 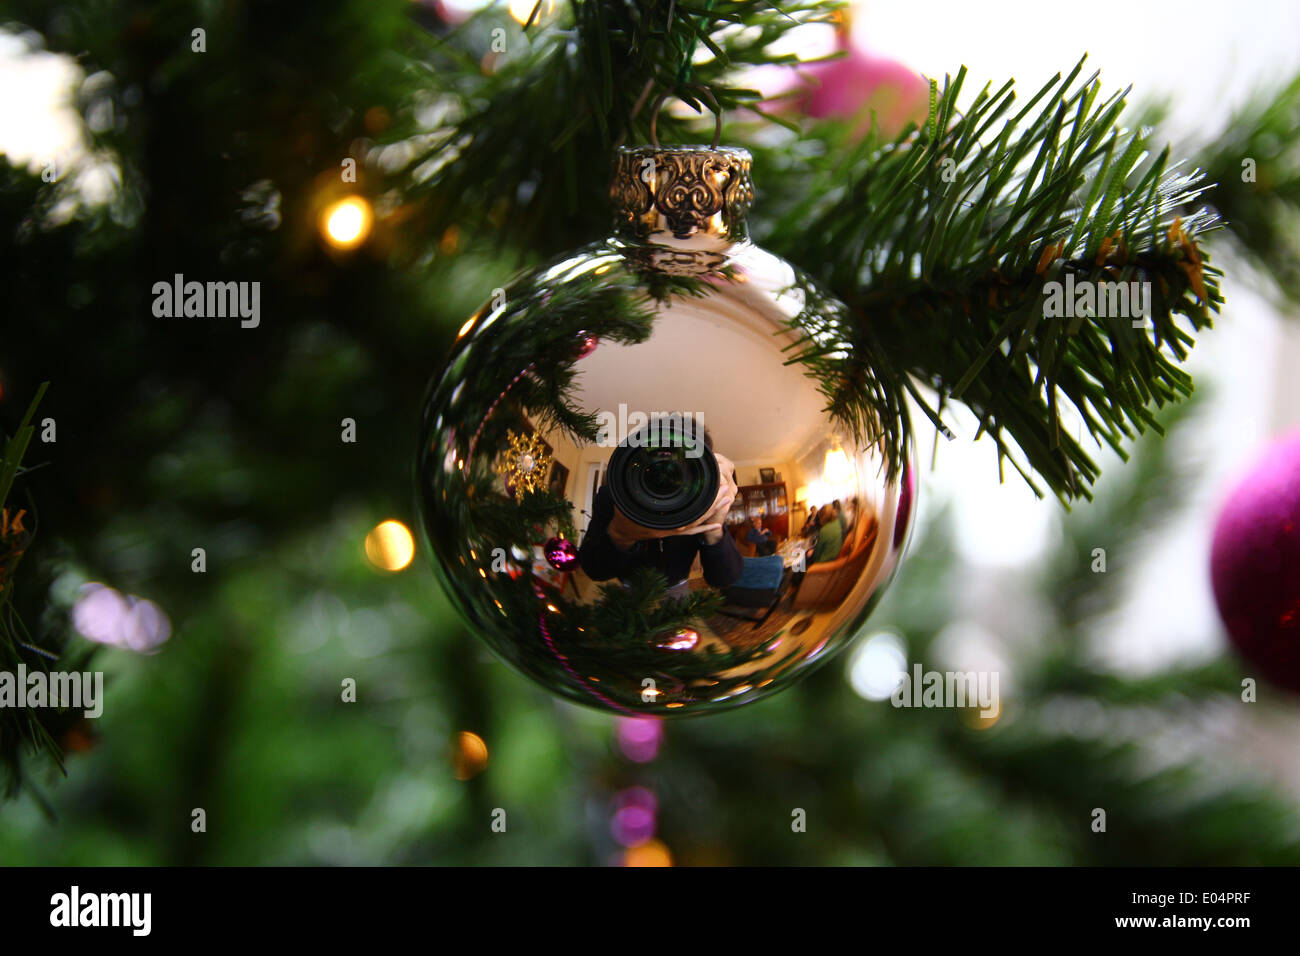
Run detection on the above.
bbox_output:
[1210,430,1300,692]
[544,536,580,572]
[575,332,600,359]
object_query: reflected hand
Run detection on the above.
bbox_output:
[682,452,737,545]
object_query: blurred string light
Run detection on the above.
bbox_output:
[610,723,668,865]
[320,196,372,249]
[960,706,1003,731]
[610,787,657,847]
[615,717,663,763]
[71,583,171,653]
[452,730,489,780]
[364,520,415,572]
[623,839,673,867]
[847,629,908,701]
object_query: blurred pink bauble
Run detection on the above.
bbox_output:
[1210,431,1300,692]
[801,45,928,130]
[762,33,929,139]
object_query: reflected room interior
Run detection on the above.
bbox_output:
[521,289,908,700]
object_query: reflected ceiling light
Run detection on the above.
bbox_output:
[823,443,853,486]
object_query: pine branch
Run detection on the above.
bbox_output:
[945,719,1300,865]
[398,0,836,257]
[1191,70,1300,303]
[765,59,1223,502]
[0,382,71,800]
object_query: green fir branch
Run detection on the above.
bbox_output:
[399,0,837,257]
[1191,69,1300,303]
[765,58,1223,502]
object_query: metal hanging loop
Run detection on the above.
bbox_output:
[648,84,723,150]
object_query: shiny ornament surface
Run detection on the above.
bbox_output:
[1211,430,1300,692]
[544,536,580,572]
[418,145,914,715]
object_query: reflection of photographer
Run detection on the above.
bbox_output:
[578,419,742,592]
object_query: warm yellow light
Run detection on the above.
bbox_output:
[457,315,477,338]
[452,731,489,780]
[322,196,372,248]
[794,485,810,505]
[365,519,415,571]
[961,706,1002,731]
[624,839,673,867]
[509,0,556,25]
[823,445,853,486]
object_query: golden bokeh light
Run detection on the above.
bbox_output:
[960,705,1003,731]
[321,196,373,248]
[623,839,673,867]
[452,730,489,781]
[364,519,415,572]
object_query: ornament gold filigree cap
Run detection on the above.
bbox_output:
[611,145,754,244]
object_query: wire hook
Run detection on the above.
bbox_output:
[648,84,723,150]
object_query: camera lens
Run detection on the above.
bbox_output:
[606,418,719,530]
[643,454,684,496]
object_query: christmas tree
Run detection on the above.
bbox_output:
[1,0,1299,866]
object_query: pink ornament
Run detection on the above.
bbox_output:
[657,627,699,652]
[575,331,599,359]
[544,536,579,572]
[760,29,928,140]
[1211,431,1300,692]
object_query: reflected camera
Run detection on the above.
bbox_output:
[606,416,718,530]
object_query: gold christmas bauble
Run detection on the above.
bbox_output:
[418,145,915,715]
